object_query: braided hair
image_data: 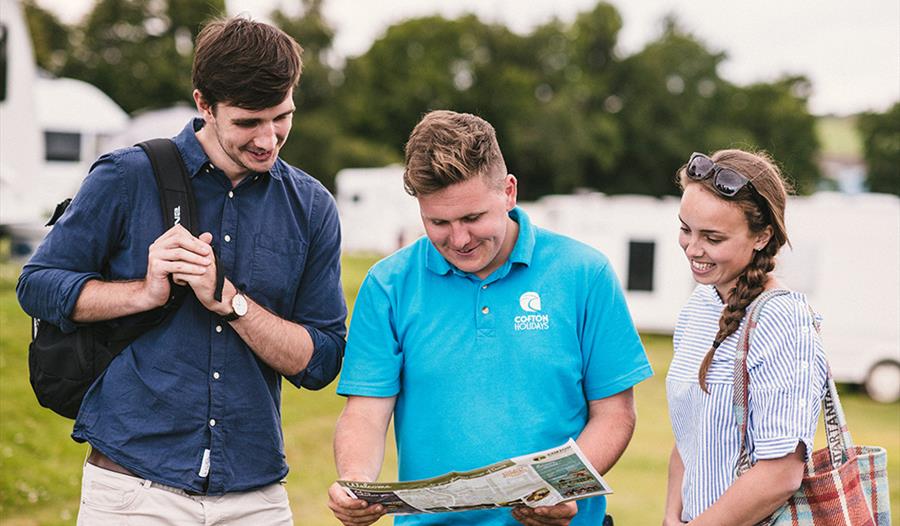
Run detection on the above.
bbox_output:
[677,149,792,393]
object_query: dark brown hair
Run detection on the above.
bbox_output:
[403,110,507,196]
[677,149,793,393]
[192,16,302,110]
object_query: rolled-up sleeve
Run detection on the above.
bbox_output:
[746,296,827,462]
[16,156,125,333]
[284,188,347,390]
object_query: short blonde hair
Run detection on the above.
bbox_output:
[403,110,507,196]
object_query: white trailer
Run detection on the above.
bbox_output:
[0,0,43,228]
[336,165,423,255]
[526,191,900,403]
[0,0,129,259]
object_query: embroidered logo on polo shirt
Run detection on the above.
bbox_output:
[519,291,541,312]
[515,291,550,331]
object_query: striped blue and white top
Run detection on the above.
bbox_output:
[666,285,828,521]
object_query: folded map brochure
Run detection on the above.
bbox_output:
[337,439,611,515]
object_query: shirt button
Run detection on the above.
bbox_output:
[801,361,810,370]
[481,306,489,314]
[209,419,216,427]
[215,325,222,333]
[228,191,234,198]
[224,234,232,243]
[801,326,811,334]
[213,372,220,380]
[482,284,488,290]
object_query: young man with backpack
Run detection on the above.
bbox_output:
[16,16,347,524]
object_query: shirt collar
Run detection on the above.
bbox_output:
[700,284,725,307]
[172,118,281,180]
[507,207,535,267]
[424,206,535,277]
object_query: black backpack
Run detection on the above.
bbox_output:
[28,138,222,419]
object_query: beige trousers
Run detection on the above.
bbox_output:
[76,461,293,525]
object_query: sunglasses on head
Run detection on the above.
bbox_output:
[686,152,752,197]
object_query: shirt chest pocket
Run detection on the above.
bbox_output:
[704,343,739,384]
[249,235,308,315]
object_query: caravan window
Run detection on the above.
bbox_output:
[0,24,7,102]
[626,240,655,291]
[45,131,81,162]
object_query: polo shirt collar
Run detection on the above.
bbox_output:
[507,206,535,267]
[424,206,536,276]
[172,118,282,180]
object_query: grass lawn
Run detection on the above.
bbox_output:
[1,256,898,525]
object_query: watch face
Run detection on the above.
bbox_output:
[232,293,248,316]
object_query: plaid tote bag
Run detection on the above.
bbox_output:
[732,290,891,526]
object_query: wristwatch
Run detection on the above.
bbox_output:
[222,292,248,322]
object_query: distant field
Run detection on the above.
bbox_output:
[1,257,897,525]
[816,115,863,158]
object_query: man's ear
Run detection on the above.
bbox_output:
[505,174,518,211]
[193,89,214,120]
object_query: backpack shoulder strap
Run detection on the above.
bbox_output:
[137,139,199,236]
[135,139,224,303]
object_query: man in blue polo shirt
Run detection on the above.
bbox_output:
[328,110,652,526]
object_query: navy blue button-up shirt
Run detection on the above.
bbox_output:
[17,120,347,494]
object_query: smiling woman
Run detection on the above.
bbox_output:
[664,149,834,525]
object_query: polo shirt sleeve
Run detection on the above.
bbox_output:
[581,262,653,400]
[746,296,825,463]
[16,155,125,333]
[336,272,402,397]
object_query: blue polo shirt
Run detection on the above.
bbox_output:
[338,208,652,525]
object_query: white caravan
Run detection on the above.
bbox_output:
[0,0,43,233]
[0,0,128,259]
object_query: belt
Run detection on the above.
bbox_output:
[87,449,208,496]
[87,448,136,477]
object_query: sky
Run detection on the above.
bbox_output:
[35,0,900,116]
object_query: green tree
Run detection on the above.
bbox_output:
[61,0,226,113]
[30,0,822,199]
[607,17,820,195]
[338,15,521,147]
[272,0,399,191]
[334,7,627,200]
[271,0,335,112]
[608,17,737,195]
[335,15,544,192]
[722,76,820,194]
[503,3,625,198]
[858,102,900,195]
[22,0,72,75]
